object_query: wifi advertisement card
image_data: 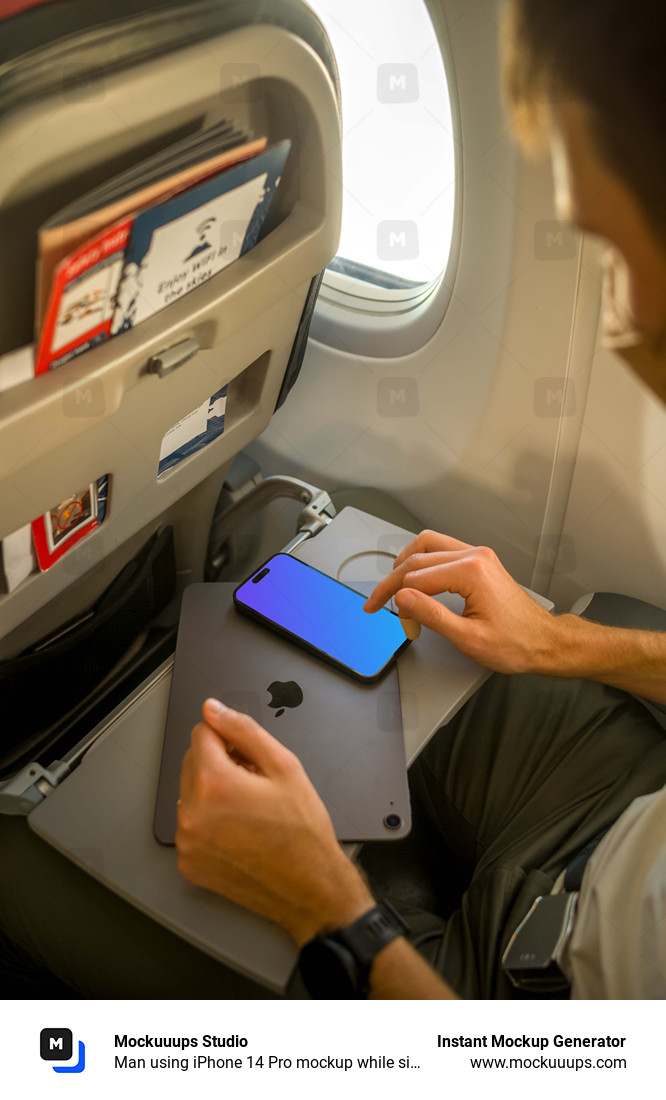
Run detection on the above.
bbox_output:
[111,141,291,333]
[35,141,289,373]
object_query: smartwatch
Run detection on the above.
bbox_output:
[299,900,409,999]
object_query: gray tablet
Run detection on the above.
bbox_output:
[154,582,411,844]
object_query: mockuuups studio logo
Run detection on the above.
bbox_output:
[63,375,105,417]
[377,63,420,103]
[377,377,419,418]
[40,1028,86,1074]
[534,220,577,261]
[220,63,263,102]
[377,221,419,261]
[537,533,577,575]
[534,377,576,418]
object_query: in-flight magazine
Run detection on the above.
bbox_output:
[35,140,289,374]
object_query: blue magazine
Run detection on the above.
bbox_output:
[111,140,290,333]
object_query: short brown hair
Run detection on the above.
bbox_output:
[502,0,666,240]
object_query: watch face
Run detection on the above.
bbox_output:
[299,938,364,999]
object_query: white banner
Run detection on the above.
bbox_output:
[2,997,659,1100]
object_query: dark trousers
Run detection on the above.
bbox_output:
[406,674,666,997]
[1,674,665,998]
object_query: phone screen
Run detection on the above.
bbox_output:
[233,553,409,680]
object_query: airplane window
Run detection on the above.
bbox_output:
[307,0,456,293]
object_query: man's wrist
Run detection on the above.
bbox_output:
[527,612,621,679]
[527,612,584,676]
[285,862,376,948]
[299,900,410,999]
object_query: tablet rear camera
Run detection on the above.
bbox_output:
[383,813,402,830]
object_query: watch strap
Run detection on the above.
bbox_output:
[335,900,408,970]
[299,900,409,999]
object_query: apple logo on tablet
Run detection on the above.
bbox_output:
[267,680,303,718]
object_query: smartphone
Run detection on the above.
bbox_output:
[233,553,411,682]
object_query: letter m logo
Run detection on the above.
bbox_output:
[534,376,576,418]
[63,377,105,417]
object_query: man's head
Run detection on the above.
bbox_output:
[502,0,666,401]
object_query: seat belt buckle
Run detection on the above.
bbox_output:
[501,892,578,993]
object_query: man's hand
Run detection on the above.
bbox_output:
[176,698,457,999]
[364,530,555,675]
[176,698,375,947]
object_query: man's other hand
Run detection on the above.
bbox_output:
[176,699,374,946]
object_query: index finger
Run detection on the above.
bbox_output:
[363,548,471,613]
[393,530,472,570]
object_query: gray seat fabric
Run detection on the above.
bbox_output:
[577,592,666,730]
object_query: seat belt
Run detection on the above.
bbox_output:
[501,826,612,993]
[562,827,611,892]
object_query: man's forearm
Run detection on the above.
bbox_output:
[286,855,457,999]
[368,937,457,999]
[535,614,666,703]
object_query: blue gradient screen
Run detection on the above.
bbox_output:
[234,554,408,678]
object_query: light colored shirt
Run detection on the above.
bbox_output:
[558,786,666,998]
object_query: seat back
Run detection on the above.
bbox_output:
[0,0,342,662]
